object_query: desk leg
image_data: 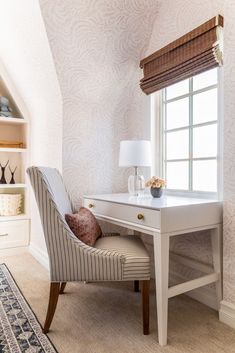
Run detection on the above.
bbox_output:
[211,225,223,310]
[154,233,170,346]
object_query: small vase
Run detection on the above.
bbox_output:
[150,187,163,198]
[9,166,17,184]
[0,160,9,184]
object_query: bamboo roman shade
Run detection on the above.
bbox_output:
[140,15,224,95]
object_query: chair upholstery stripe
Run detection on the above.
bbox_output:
[27,167,150,282]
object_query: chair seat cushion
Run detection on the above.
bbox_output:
[95,235,150,281]
[65,207,102,246]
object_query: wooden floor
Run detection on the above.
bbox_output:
[1,252,235,353]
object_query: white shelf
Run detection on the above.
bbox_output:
[0,147,27,153]
[0,184,26,189]
[0,68,30,252]
[0,214,29,222]
[0,117,26,125]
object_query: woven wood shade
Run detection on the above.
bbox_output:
[140,15,224,95]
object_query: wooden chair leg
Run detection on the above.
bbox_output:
[142,280,150,335]
[43,282,60,334]
[60,282,67,294]
[134,280,140,292]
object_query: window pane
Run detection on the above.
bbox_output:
[166,79,189,100]
[166,161,189,190]
[193,88,217,124]
[193,68,217,91]
[193,160,217,192]
[166,130,189,160]
[193,124,217,158]
[166,97,189,130]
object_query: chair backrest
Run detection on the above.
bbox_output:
[27,166,72,214]
[27,166,75,278]
[27,166,124,283]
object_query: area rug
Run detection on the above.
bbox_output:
[0,264,57,353]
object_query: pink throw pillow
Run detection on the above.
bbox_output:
[65,207,102,246]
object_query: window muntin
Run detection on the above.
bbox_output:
[162,68,219,194]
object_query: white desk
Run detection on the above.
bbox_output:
[83,193,223,346]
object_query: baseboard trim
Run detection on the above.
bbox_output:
[219,301,235,329]
[29,243,49,271]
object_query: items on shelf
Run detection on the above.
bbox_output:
[9,166,17,184]
[0,193,22,216]
[0,96,12,117]
[0,160,9,184]
[0,161,18,184]
[0,140,25,148]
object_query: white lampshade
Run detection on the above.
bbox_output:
[119,140,151,167]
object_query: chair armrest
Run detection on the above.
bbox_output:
[49,219,125,282]
[61,225,125,282]
[73,238,125,281]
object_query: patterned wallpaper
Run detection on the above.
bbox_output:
[223,0,235,305]
[39,0,158,208]
[39,0,235,307]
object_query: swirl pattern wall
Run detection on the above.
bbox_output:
[39,0,158,207]
[39,0,235,308]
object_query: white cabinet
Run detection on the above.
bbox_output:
[0,219,29,249]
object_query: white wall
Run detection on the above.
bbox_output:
[0,0,63,258]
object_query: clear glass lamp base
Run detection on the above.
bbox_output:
[128,174,145,196]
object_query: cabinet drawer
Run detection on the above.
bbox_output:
[84,199,160,229]
[0,220,29,249]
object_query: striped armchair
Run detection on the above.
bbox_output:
[27,167,151,335]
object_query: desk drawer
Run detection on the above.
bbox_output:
[0,220,29,249]
[84,199,160,229]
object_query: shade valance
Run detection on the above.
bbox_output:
[140,15,224,95]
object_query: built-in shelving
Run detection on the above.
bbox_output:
[0,147,27,153]
[0,117,27,125]
[0,214,28,222]
[0,67,30,251]
[0,183,27,189]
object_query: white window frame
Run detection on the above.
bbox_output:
[151,67,223,199]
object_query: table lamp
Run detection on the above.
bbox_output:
[119,140,151,196]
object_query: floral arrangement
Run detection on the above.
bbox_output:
[145,176,166,188]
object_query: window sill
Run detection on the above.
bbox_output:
[164,189,220,200]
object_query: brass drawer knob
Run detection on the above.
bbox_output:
[88,203,94,209]
[137,213,144,220]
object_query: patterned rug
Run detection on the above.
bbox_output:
[0,264,57,353]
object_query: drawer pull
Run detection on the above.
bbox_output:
[137,214,144,220]
[0,233,8,237]
[88,203,94,209]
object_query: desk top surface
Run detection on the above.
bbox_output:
[84,193,222,210]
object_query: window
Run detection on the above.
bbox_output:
[152,68,222,196]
